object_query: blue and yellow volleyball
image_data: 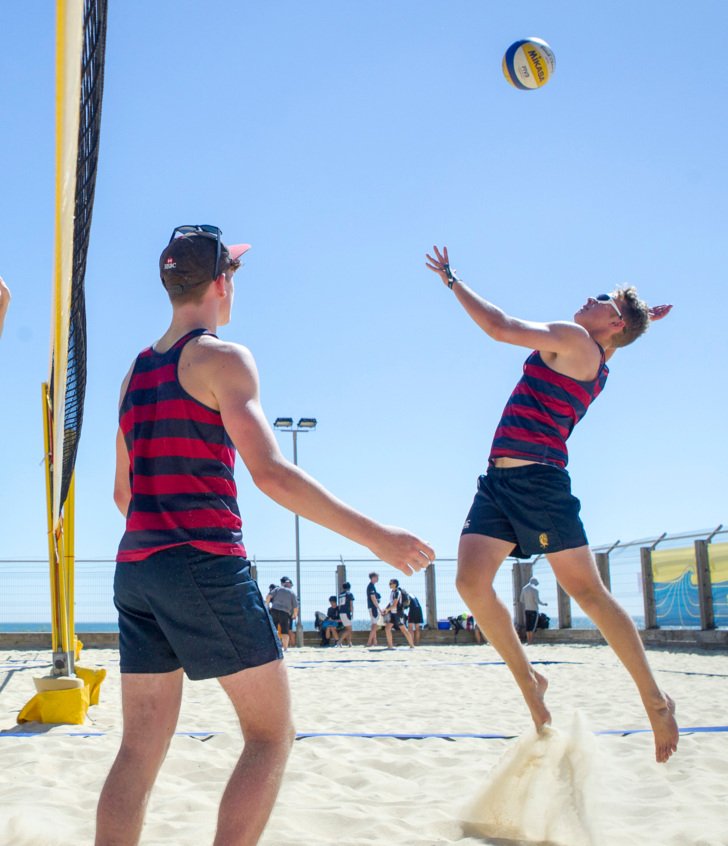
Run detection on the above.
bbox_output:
[502,38,555,90]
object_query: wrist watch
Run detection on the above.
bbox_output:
[443,263,460,289]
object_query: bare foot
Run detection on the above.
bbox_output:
[647,692,678,763]
[522,670,551,730]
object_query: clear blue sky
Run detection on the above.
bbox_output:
[0,1,725,566]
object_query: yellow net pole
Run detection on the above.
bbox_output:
[54,520,72,660]
[51,0,83,528]
[64,474,77,661]
[46,0,83,674]
[18,0,107,722]
[42,383,60,656]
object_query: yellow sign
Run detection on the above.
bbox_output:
[709,543,728,583]
[652,542,728,585]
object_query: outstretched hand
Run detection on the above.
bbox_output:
[368,525,435,577]
[0,277,10,338]
[425,245,458,288]
[0,277,10,312]
[648,304,673,322]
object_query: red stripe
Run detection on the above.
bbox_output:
[127,508,242,532]
[129,364,177,392]
[494,425,565,453]
[133,437,235,464]
[120,399,221,432]
[505,404,570,438]
[525,363,593,407]
[512,382,579,418]
[117,539,247,562]
[133,473,237,497]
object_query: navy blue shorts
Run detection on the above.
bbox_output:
[114,545,282,680]
[461,464,588,558]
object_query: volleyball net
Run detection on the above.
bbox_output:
[44,0,108,677]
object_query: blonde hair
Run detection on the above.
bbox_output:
[611,285,650,348]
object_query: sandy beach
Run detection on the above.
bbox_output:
[1,642,727,846]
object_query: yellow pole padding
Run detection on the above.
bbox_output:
[54,520,71,657]
[42,383,61,656]
[63,474,76,656]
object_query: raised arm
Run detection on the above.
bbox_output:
[208,341,435,575]
[426,245,595,358]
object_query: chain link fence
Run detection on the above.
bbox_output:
[0,526,724,631]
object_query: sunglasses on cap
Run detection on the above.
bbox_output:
[595,293,622,319]
[169,224,223,281]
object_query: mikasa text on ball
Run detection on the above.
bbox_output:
[502,38,555,90]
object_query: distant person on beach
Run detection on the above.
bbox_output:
[96,225,435,846]
[322,596,342,646]
[520,578,547,645]
[366,572,382,647]
[267,577,298,651]
[383,578,415,649]
[337,581,355,647]
[406,594,424,645]
[426,244,678,763]
[0,277,11,338]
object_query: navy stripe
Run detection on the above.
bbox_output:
[524,376,589,418]
[129,417,231,446]
[499,409,572,434]
[131,493,240,514]
[118,526,243,552]
[118,329,246,562]
[125,382,206,408]
[500,410,574,438]
[489,350,608,468]
[131,329,209,372]
[504,394,573,425]
[132,455,234,477]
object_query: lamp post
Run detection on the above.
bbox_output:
[273,416,317,647]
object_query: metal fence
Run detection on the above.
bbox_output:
[0,526,724,631]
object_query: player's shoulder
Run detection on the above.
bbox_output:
[544,319,590,339]
[194,332,252,355]
[190,333,256,367]
[540,320,597,357]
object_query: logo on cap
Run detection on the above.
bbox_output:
[164,257,176,270]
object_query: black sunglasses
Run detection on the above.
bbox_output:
[169,224,224,281]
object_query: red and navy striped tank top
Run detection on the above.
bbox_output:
[117,328,246,562]
[489,346,609,469]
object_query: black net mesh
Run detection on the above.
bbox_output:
[57,0,108,512]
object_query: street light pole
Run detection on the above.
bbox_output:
[292,428,301,646]
[273,417,317,648]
